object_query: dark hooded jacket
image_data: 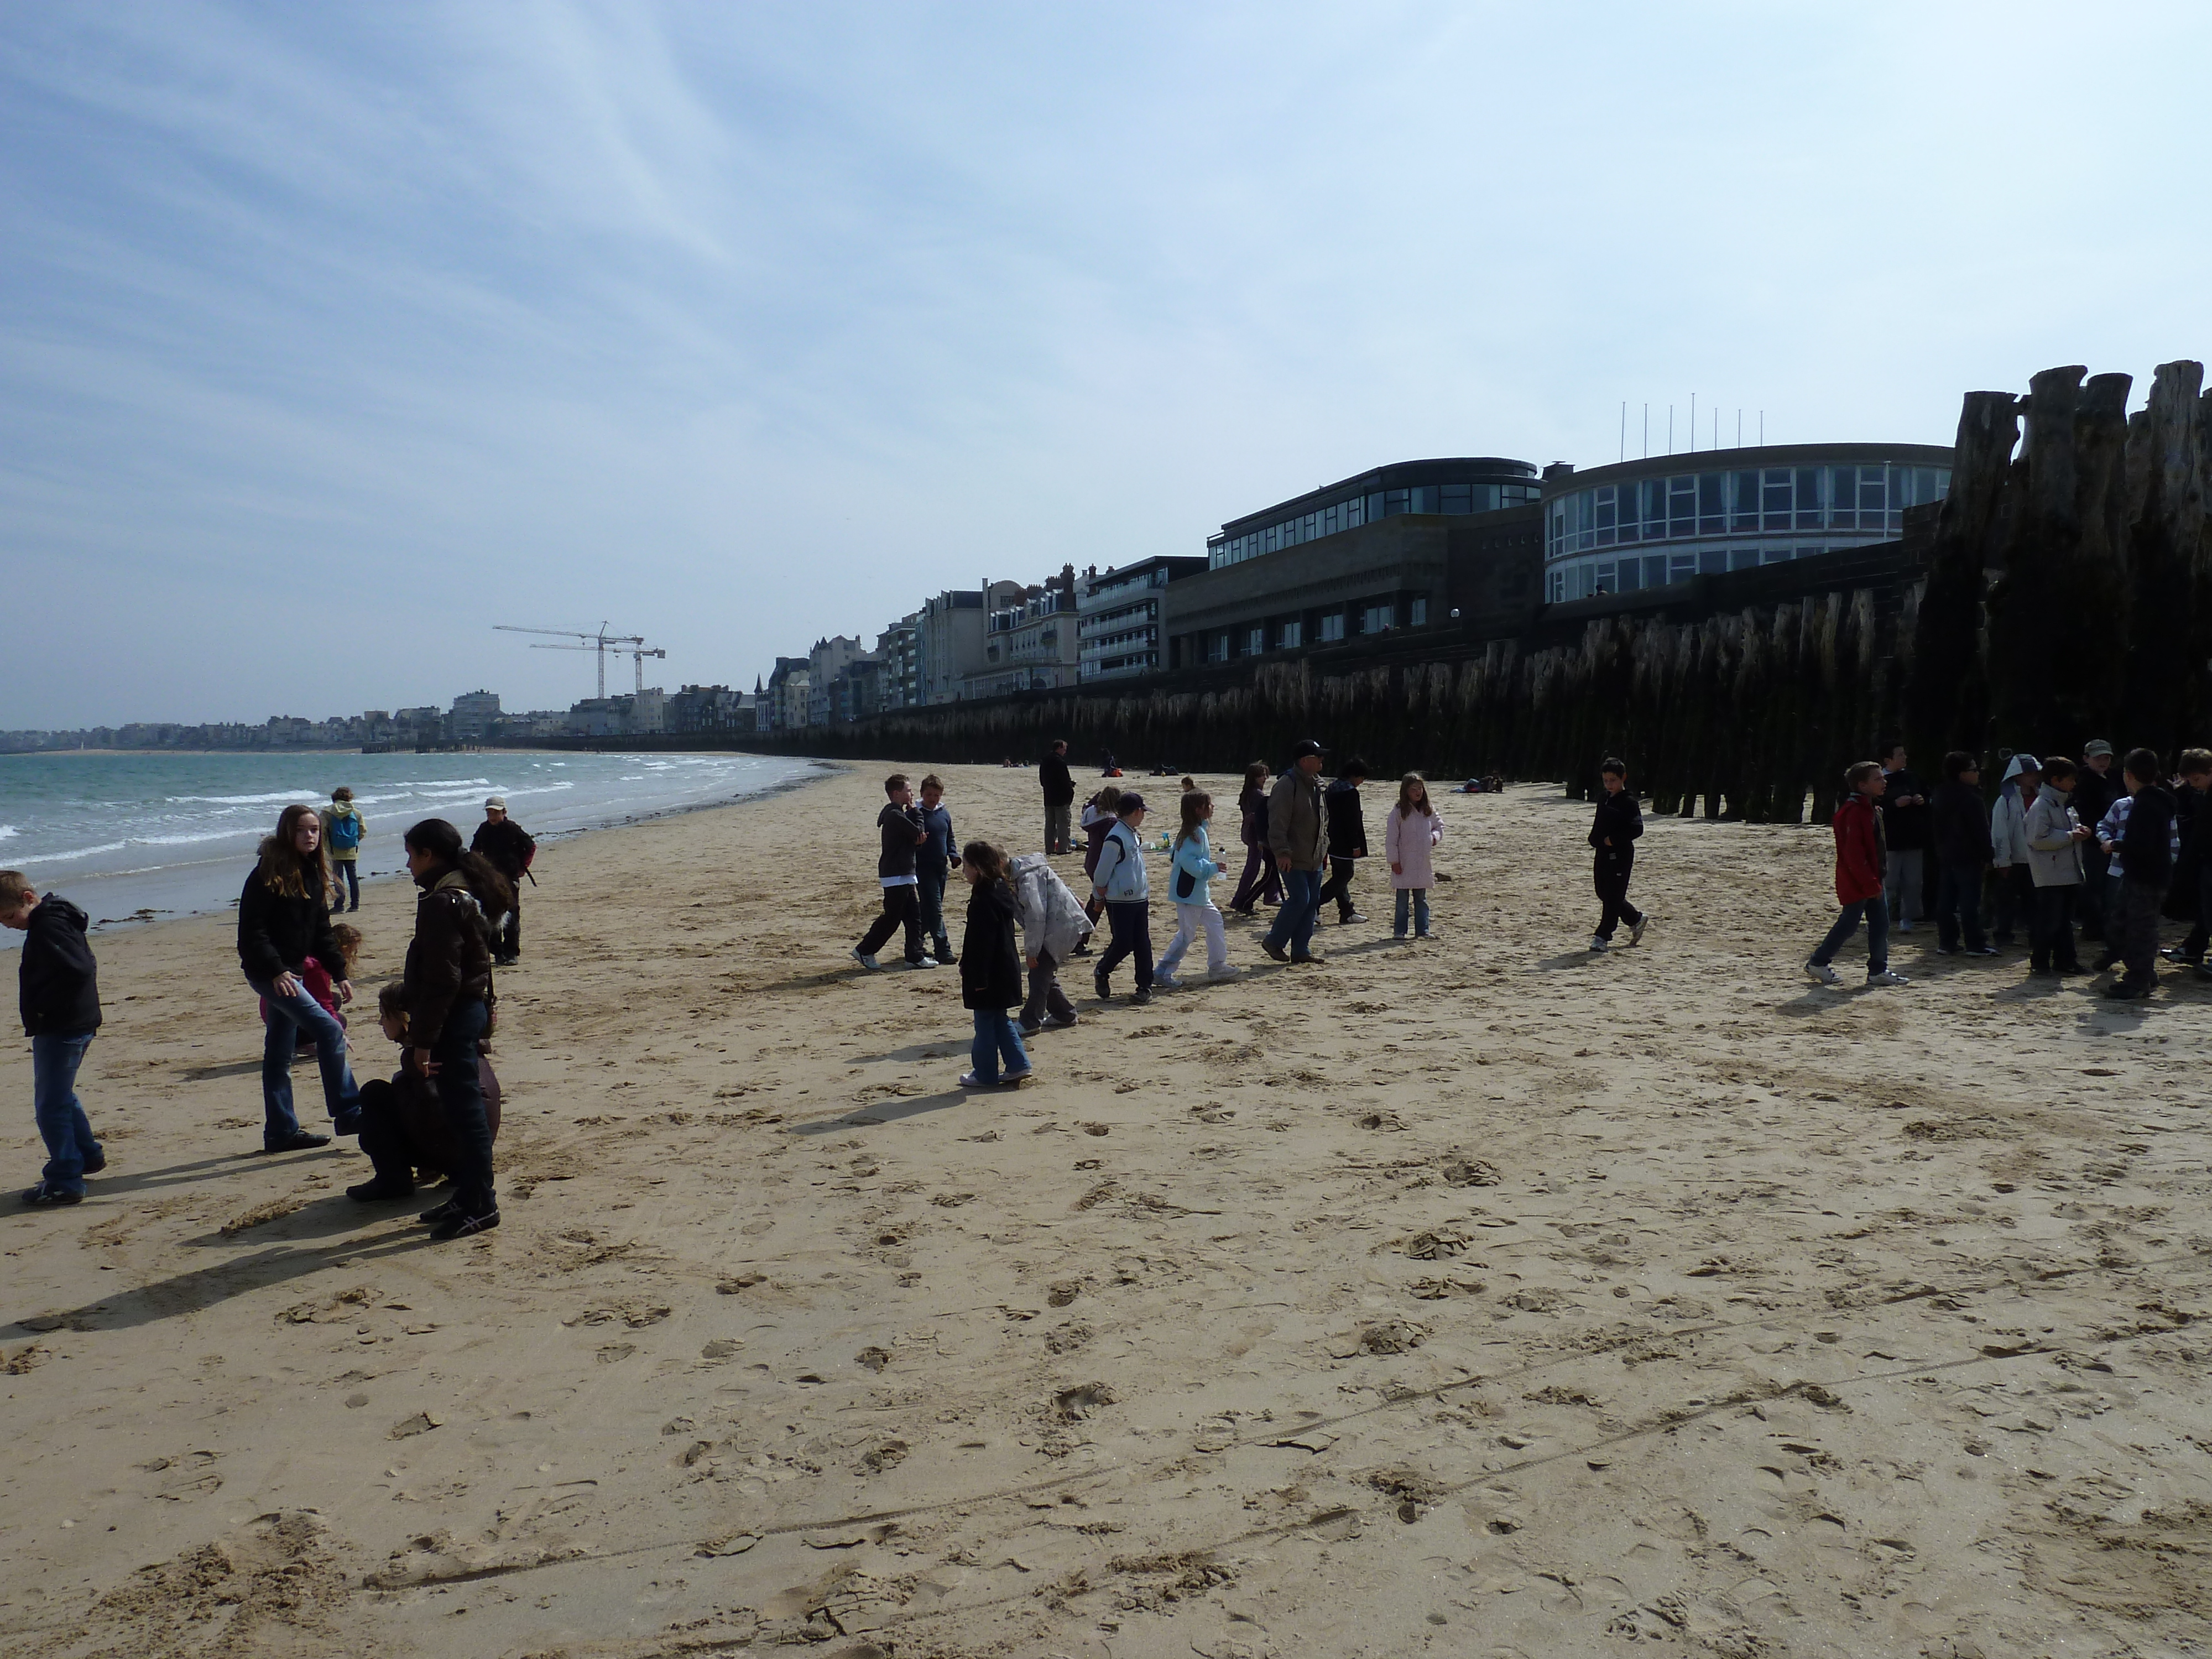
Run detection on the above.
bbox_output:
[1931,779,1994,867]
[471,817,535,883]
[2121,784,2178,890]
[238,847,347,984]
[1588,790,1645,862]
[20,895,101,1037]
[959,878,1025,1011]
[1040,752,1075,807]
[1322,777,1368,859]
[403,868,499,1046]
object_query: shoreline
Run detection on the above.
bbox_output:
[1,761,2203,1656]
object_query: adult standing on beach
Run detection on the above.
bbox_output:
[237,804,356,1153]
[1040,740,1076,854]
[321,787,364,914]
[398,818,511,1237]
[4,870,106,1206]
[1261,739,1329,964]
[470,795,534,966]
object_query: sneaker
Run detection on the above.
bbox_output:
[1131,985,1154,1005]
[1152,972,1180,990]
[1804,963,1840,987]
[999,1068,1034,1087]
[1094,964,1113,1001]
[2159,947,2203,963]
[1261,940,1290,963]
[419,1194,463,1224]
[1865,968,1911,987]
[1897,919,1913,935]
[1630,916,1651,946]
[851,949,881,972]
[2104,979,2153,1000]
[1589,935,1611,952]
[1968,946,1999,957]
[1019,1019,1043,1037]
[1207,964,1243,981]
[907,956,940,969]
[1339,912,1368,925]
[20,1182,84,1206]
[430,1207,499,1241]
[1936,946,1962,956]
[1415,930,1437,940]
[958,1071,991,1088]
[347,1175,416,1203]
[260,1130,332,1155]
[1289,950,1325,965]
[1042,1014,1079,1030]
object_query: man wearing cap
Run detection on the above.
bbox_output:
[1262,740,1330,964]
[2073,740,2120,942]
[470,796,535,966]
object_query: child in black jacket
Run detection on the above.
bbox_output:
[852,773,937,971]
[1588,758,1651,951]
[957,842,1031,1088]
[3,870,106,1205]
[1316,758,1371,924]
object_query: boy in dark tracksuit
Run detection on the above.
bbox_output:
[915,774,957,966]
[1316,759,1371,924]
[4,870,106,1206]
[852,774,937,971]
[1587,759,1648,951]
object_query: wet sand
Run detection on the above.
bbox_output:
[2,761,2208,1658]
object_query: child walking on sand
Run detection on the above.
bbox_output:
[1588,758,1650,951]
[957,841,1031,1087]
[1011,852,1091,1033]
[1155,791,1239,988]
[852,774,937,972]
[1091,791,1154,1004]
[1384,774,1444,940]
[1228,760,1282,915]
[1805,761,1910,989]
[1079,785,1123,931]
[916,774,957,967]
[4,870,106,1206]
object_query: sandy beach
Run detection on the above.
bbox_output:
[2,760,2207,1659]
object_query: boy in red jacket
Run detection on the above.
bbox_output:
[1805,761,1911,989]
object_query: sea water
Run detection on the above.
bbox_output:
[0,748,825,940]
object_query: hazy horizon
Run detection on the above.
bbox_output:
[6,2,2209,728]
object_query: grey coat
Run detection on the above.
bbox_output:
[2023,786,2084,886]
[1012,853,1093,962]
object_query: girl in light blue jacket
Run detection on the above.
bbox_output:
[1155,791,1239,988]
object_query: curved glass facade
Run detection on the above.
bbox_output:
[1210,471,1540,569]
[1544,458,1949,603]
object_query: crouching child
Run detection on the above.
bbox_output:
[1011,851,1091,1034]
[347,982,504,1202]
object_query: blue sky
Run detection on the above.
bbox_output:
[3,2,2207,727]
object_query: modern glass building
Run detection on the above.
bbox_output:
[1208,457,1540,570]
[1541,443,1952,605]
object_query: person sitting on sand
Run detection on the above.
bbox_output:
[399,817,513,1238]
[4,869,106,1207]
[346,982,503,1203]
[237,803,358,1154]
[957,841,1031,1088]
[1011,851,1090,1035]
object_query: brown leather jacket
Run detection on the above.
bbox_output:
[404,870,495,1046]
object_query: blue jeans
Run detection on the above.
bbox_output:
[916,862,950,954]
[1936,860,1987,952]
[971,1008,1028,1083]
[1265,867,1323,955]
[332,860,359,911]
[252,977,359,1144]
[32,1032,101,1194]
[1810,895,1888,975]
[1393,888,1431,936]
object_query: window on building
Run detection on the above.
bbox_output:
[1795,468,1824,530]
[1319,612,1345,643]
[1245,626,1265,656]
[1731,469,1760,531]
[1211,632,1230,662]
[1410,597,1428,625]
[1698,473,1724,534]
[1362,603,1395,633]
[1280,619,1303,649]
[1441,484,1471,514]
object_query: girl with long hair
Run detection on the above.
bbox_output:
[956,839,1030,1088]
[1228,760,1282,915]
[1384,773,1444,940]
[1155,790,1237,987]
[398,817,514,1238]
[236,802,358,1152]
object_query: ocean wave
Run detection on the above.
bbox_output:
[0,824,17,838]
[18,840,130,865]
[166,790,322,806]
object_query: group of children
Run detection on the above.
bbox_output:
[851,759,1453,1087]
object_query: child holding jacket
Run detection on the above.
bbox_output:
[1155,791,1238,988]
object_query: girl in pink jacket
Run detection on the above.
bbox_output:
[1384,774,1444,940]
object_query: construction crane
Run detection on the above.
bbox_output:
[495,623,662,699]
